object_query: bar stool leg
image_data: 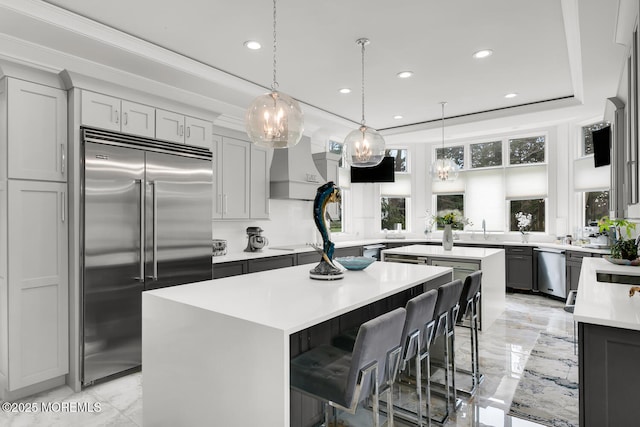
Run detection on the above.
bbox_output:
[414,348,424,427]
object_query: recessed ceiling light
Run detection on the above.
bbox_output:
[244,40,261,50]
[396,71,413,79]
[472,49,493,59]
[504,93,518,99]
[339,88,352,94]
[393,115,403,120]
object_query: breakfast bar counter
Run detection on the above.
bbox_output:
[142,261,452,426]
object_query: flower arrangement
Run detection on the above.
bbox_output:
[431,209,471,230]
[515,212,532,234]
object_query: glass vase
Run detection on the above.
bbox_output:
[521,233,529,243]
[442,224,454,250]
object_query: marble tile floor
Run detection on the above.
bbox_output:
[0,292,573,427]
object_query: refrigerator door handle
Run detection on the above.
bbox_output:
[136,179,145,282]
[151,181,158,281]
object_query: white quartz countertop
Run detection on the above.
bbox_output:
[212,238,608,264]
[574,257,640,331]
[382,244,504,260]
[145,261,452,334]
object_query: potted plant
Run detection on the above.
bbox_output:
[598,216,638,260]
[431,210,471,250]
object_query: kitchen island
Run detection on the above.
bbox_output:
[381,244,505,330]
[142,261,453,426]
[574,257,640,426]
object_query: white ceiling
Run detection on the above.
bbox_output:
[0,0,632,143]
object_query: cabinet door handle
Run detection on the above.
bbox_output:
[186,126,191,138]
[61,144,66,175]
[123,112,128,126]
[179,125,184,137]
[114,109,119,124]
[61,191,65,223]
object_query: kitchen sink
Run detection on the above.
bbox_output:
[596,272,640,285]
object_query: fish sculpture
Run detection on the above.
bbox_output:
[309,181,343,280]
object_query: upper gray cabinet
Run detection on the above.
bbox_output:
[212,135,270,220]
[156,109,212,148]
[6,78,67,182]
[81,90,155,138]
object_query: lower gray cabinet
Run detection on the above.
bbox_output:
[248,254,296,273]
[579,322,640,426]
[506,246,533,290]
[333,246,362,257]
[212,261,247,279]
[296,251,320,265]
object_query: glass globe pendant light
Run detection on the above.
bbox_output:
[343,38,385,168]
[431,102,459,181]
[245,0,304,149]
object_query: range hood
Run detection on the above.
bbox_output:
[270,135,325,201]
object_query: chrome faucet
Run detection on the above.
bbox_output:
[482,219,487,240]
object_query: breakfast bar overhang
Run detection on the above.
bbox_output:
[142,262,453,426]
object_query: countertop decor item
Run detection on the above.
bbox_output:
[244,227,269,252]
[212,239,227,256]
[244,0,303,149]
[309,182,344,280]
[342,38,385,168]
[515,211,532,243]
[603,255,640,266]
[334,256,375,271]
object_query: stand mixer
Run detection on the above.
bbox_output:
[244,226,269,252]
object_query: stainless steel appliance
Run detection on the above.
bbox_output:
[244,226,269,252]
[363,244,386,260]
[535,247,567,299]
[81,128,212,386]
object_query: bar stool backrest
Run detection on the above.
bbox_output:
[458,271,483,322]
[401,289,438,360]
[433,280,464,339]
[346,307,407,406]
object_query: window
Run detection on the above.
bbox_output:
[470,141,502,168]
[509,136,545,165]
[582,122,609,156]
[385,149,408,172]
[328,193,344,232]
[381,197,407,230]
[584,190,609,226]
[435,145,464,169]
[435,194,464,230]
[509,199,545,232]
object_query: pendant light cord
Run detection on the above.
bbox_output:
[271,0,279,91]
[440,101,447,160]
[360,40,366,126]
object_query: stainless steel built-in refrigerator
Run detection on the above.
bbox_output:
[81,128,212,385]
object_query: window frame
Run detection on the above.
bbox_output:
[507,198,548,233]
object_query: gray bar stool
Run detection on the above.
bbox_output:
[455,270,483,396]
[431,279,464,424]
[395,289,438,427]
[290,307,406,427]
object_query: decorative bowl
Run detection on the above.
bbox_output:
[603,255,640,266]
[334,256,375,271]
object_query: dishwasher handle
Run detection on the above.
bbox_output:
[534,248,566,254]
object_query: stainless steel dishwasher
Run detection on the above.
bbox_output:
[535,248,567,299]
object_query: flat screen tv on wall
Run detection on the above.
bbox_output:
[350,156,396,183]
[592,126,611,167]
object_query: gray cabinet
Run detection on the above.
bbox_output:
[213,261,247,279]
[248,255,296,273]
[297,251,320,266]
[333,246,362,257]
[579,322,640,426]
[506,246,533,290]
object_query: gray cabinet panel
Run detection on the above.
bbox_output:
[579,322,640,426]
[507,255,533,290]
[333,246,362,257]
[248,255,295,273]
[212,261,247,279]
[296,251,320,265]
